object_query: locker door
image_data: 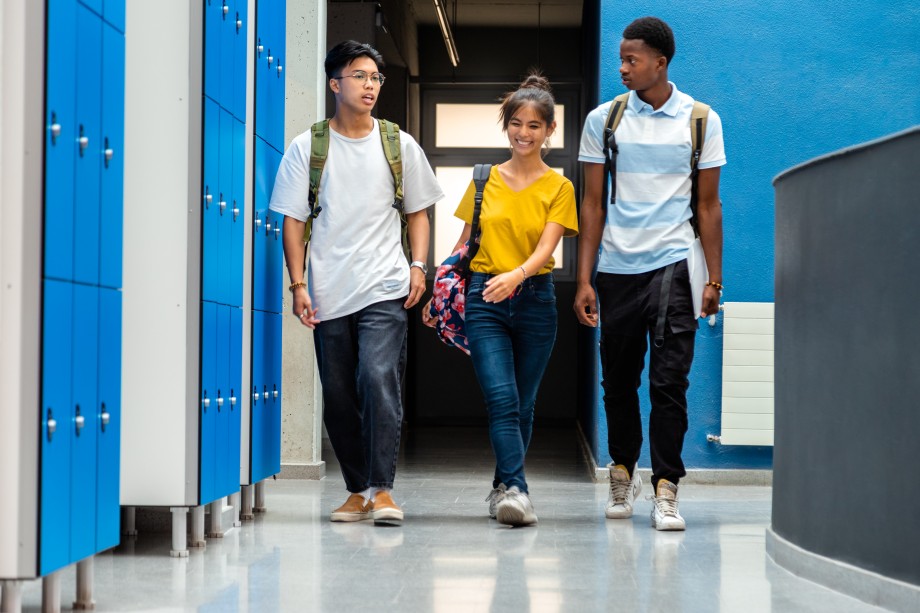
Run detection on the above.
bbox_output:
[228,307,243,492]
[252,137,268,312]
[204,0,223,104]
[266,7,285,152]
[249,310,264,482]
[229,118,245,308]
[202,98,220,303]
[231,0,248,121]
[96,287,122,551]
[44,0,77,282]
[219,0,235,111]
[40,280,74,575]
[214,305,231,499]
[71,284,100,562]
[73,6,103,286]
[266,311,282,476]
[100,22,125,290]
[103,0,125,33]
[253,2,267,142]
[200,302,218,504]
[218,109,234,306]
[266,145,284,313]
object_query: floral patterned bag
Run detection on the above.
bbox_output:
[427,164,491,355]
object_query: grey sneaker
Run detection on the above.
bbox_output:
[649,479,686,531]
[606,463,642,519]
[486,483,507,519]
[495,486,537,527]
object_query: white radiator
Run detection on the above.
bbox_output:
[720,302,775,446]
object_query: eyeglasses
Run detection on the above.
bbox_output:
[332,70,386,85]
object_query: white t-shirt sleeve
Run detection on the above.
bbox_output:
[698,108,727,170]
[578,104,609,164]
[269,131,312,222]
[399,131,444,214]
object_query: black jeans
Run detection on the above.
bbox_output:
[313,298,407,492]
[596,260,697,487]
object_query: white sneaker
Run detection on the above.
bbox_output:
[486,483,507,519]
[606,464,642,519]
[649,479,686,531]
[495,486,538,527]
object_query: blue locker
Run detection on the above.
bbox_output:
[266,311,282,476]
[71,284,100,562]
[252,137,269,312]
[253,0,271,145]
[103,0,125,32]
[40,280,74,576]
[200,301,218,504]
[44,0,77,283]
[266,5,285,151]
[231,0,248,120]
[204,0,223,105]
[100,22,125,290]
[78,0,103,16]
[214,305,231,499]
[250,311,265,481]
[73,6,103,287]
[229,117,245,307]
[219,0,235,113]
[265,208,282,314]
[218,109,234,305]
[202,98,220,303]
[228,307,243,492]
[96,287,122,551]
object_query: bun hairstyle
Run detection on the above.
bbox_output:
[498,72,556,132]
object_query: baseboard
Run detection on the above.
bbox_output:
[279,461,326,480]
[766,528,920,612]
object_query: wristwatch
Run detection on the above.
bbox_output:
[410,260,428,274]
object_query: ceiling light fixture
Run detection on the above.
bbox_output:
[432,0,459,67]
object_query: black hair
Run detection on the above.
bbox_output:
[498,72,556,132]
[623,17,675,65]
[324,40,385,80]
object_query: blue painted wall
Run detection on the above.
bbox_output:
[591,0,920,469]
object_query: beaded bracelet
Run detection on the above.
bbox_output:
[706,281,724,291]
[289,281,307,293]
[517,265,528,280]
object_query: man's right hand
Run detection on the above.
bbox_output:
[292,287,320,329]
[573,283,599,327]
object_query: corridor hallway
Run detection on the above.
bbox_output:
[18,428,882,612]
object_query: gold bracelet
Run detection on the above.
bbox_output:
[289,281,307,293]
[706,281,724,291]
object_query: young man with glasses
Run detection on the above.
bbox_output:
[575,17,726,530]
[270,40,443,524]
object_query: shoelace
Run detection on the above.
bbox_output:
[648,494,679,517]
[485,488,505,504]
[609,476,632,505]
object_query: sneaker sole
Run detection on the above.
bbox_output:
[496,505,537,527]
[372,508,404,523]
[330,512,370,522]
[651,515,686,531]
[605,506,634,519]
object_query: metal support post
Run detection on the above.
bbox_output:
[207,498,224,538]
[169,506,189,557]
[190,505,206,548]
[72,557,95,610]
[229,491,242,527]
[1,580,23,613]
[240,484,254,520]
[121,506,137,536]
[254,480,266,513]
[41,571,61,613]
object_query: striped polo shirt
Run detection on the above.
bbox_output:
[578,83,726,274]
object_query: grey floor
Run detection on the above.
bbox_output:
[18,427,883,612]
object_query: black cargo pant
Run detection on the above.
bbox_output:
[596,260,697,488]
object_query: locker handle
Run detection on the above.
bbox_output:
[205,190,212,206]
[274,227,281,239]
[267,54,274,66]
[219,199,227,214]
[217,395,224,410]
[254,218,262,228]
[265,222,271,232]
[203,394,210,410]
[233,203,240,220]
[78,125,88,157]
[100,402,110,432]
[74,406,85,435]
[236,18,242,31]
[47,409,57,441]
[50,113,61,144]
[273,387,278,400]
[104,137,113,168]
[230,392,237,408]
[277,64,283,75]
[257,43,264,56]
[222,3,229,15]
[253,387,259,403]
[263,386,269,401]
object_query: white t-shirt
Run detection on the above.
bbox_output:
[270,119,444,320]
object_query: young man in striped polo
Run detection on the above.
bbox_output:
[574,17,726,530]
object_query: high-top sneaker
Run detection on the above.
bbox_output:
[486,483,507,519]
[495,486,537,527]
[606,463,642,519]
[650,479,686,531]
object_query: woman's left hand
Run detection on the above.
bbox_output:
[482,270,525,303]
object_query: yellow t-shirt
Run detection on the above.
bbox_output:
[454,166,578,275]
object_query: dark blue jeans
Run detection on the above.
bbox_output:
[313,298,407,492]
[466,273,558,494]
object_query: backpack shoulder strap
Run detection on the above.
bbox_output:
[304,119,330,243]
[604,92,631,135]
[689,101,710,174]
[378,119,404,209]
[601,93,630,210]
[468,164,492,261]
